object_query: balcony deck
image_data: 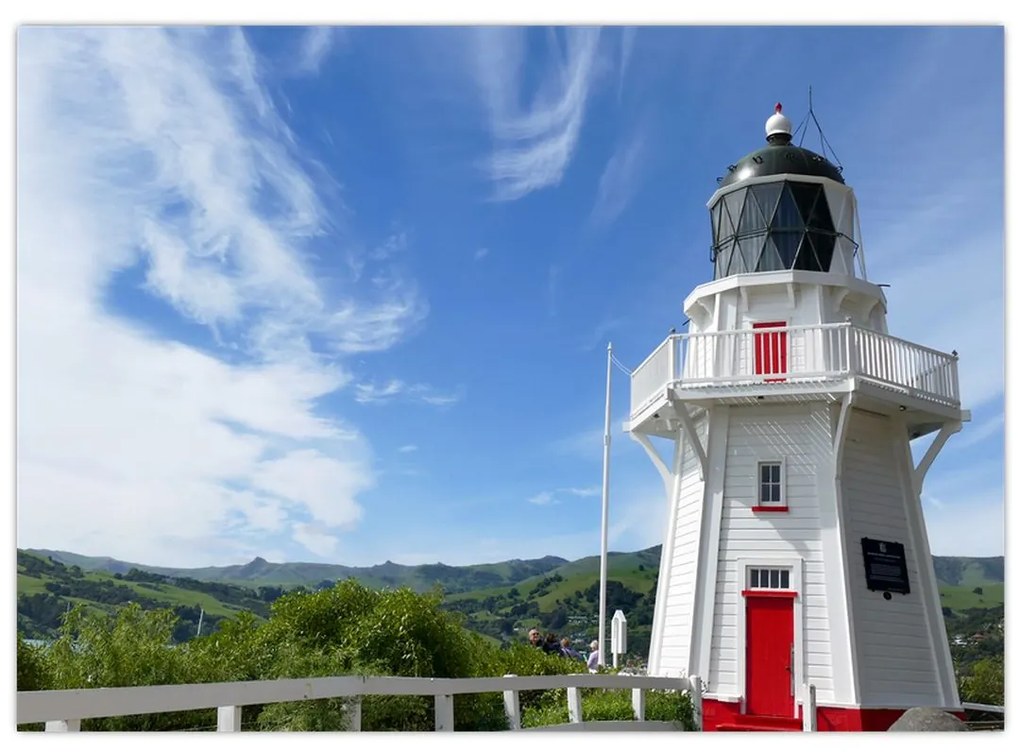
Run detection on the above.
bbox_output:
[629,323,963,437]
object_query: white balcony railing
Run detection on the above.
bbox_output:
[631,322,960,418]
[17,672,702,733]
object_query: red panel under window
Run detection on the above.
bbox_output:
[751,505,789,513]
[753,321,787,382]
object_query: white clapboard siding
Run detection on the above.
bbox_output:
[653,417,706,676]
[709,404,834,696]
[841,409,941,707]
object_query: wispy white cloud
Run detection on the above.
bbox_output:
[16,27,423,566]
[950,412,1005,452]
[528,486,602,506]
[472,27,602,201]
[296,27,344,75]
[617,27,636,101]
[354,379,463,407]
[590,125,646,228]
[474,247,489,261]
[550,412,636,461]
[398,444,418,453]
[291,522,340,558]
[579,316,628,352]
[561,486,601,498]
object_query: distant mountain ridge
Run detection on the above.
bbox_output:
[25,547,1002,590]
[24,548,570,593]
[19,547,1004,649]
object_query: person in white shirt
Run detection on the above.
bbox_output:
[587,640,600,672]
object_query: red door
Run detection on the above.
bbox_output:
[753,321,787,382]
[745,595,795,717]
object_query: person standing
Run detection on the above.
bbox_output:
[587,640,600,672]
[560,637,582,661]
[528,627,559,654]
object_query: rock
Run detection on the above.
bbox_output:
[888,707,967,731]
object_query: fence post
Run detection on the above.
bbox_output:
[502,674,521,730]
[566,686,582,724]
[217,705,242,732]
[434,694,454,732]
[689,675,703,731]
[346,697,362,732]
[804,684,817,732]
[631,687,646,721]
[45,719,81,732]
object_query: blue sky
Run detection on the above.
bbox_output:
[15,25,1004,568]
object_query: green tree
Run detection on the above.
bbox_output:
[958,656,1004,706]
[252,580,507,731]
[17,633,51,692]
[39,603,224,731]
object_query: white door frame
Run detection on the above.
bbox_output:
[736,556,804,716]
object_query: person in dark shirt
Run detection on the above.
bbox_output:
[527,627,560,654]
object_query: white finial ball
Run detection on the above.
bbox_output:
[766,102,792,138]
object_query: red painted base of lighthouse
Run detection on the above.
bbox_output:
[701,698,941,732]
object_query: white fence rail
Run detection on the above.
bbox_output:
[631,323,959,416]
[18,673,701,733]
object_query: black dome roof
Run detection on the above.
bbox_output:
[719,143,844,189]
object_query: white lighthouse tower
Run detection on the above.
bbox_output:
[627,104,968,731]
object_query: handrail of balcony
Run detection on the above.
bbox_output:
[630,322,960,418]
[18,672,701,733]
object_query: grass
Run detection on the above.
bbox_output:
[17,569,248,619]
[937,583,1004,612]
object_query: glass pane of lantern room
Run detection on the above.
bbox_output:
[773,184,803,231]
[728,238,748,275]
[738,189,767,235]
[794,233,823,271]
[790,182,821,225]
[772,231,801,268]
[723,189,746,240]
[831,236,855,275]
[718,199,736,243]
[810,231,836,272]
[757,236,784,272]
[715,240,733,279]
[753,183,783,226]
[725,188,746,219]
[808,187,836,232]
[741,233,766,272]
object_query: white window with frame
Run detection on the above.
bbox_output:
[747,566,792,591]
[754,459,786,511]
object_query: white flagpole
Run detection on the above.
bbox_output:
[598,341,612,668]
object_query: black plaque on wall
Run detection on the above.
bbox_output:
[861,538,911,594]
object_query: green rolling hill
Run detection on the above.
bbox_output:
[18,547,1003,658]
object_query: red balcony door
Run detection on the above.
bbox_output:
[745,594,795,718]
[753,321,787,382]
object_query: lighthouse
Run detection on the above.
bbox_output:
[626,103,969,731]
